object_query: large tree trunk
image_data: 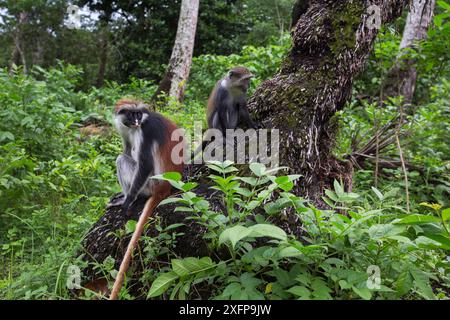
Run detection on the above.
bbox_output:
[248,0,406,203]
[382,0,436,104]
[10,12,28,74]
[152,0,199,103]
[81,0,406,295]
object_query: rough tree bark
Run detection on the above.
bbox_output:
[10,11,28,74]
[152,0,199,103]
[80,0,407,296]
[248,0,406,203]
[382,0,436,104]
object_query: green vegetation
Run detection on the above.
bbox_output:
[0,1,449,300]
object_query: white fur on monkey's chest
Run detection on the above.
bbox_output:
[128,129,143,161]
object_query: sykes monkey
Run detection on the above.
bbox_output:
[192,66,257,161]
[207,66,257,134]
[110,98,184,299]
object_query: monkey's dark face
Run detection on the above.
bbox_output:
[116,108,148,128]
[228,71,253,93]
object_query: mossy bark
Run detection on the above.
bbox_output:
[248,0,406,203]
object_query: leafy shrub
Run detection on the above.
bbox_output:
[133,162,449,300]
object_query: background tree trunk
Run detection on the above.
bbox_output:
[10,11,28,74]
[152,0,199,103]
[382,0,436,104]
[247,0,406,204]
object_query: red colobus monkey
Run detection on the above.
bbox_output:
[110,98,184,299]
[191,66,258,161]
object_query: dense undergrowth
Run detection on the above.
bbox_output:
[0,27,449,299]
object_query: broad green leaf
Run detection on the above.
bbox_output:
[352,286,372,300]
[248,224,287,241]
[311,279,332,300]
[125,220,136,234]
[394,214,440,225]
[415,236,448,249]
[371,186,384,201]
[410,269,435,300]
[423,234,450,250]
[181,182,198,191]
[368,224,404,239]
[334,180,344,196]
[163,172,182,181]
[324,189,339,202]
[278,246,302,258]
[171,259,190,277]
[437,0,450,11]
[249,162,266,177]
[286,286,310,299]
[264,198,291,215]
[441,208,450,221]
[219,225,252,249]
[147,271,179,298]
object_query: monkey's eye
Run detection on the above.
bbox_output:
[229,71,235,78]
[118,109,126,115]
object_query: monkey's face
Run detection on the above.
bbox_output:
[228,71,254,94]
[116,108,146,129]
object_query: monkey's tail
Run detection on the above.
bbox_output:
[109,196,161,300]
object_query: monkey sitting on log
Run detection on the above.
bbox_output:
[191,66,258,161]
[109,98,184,299]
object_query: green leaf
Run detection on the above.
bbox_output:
[125,220,137,234]
[415,236,448,249]
[219,225,252,249]
[278,246,302,258]
[159,197,184,206]
[324,189,339,202]
[394,214,440,225]
[264,198,291,215]
[368,224,404,239]
[311,279,332,300]
[147,271,179,298]
[249,163,266,177]
[237,177,258,186]
[441,208,450,222]
[423,234,450,250]
[163,172,182,181]
[248,224,287,241]
[286,286,310,299]
[410,269,435,300]
[181,182,198,192]
[333,180,344,196]
[437,0,450,11]
[371,187,384,201]
[352,286,372,300]
[171,259,191,277]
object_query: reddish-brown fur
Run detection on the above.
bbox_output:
[85,99,185,299]
[114,98,149,114]
[108,99,185,300]
[153,117,185,199]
